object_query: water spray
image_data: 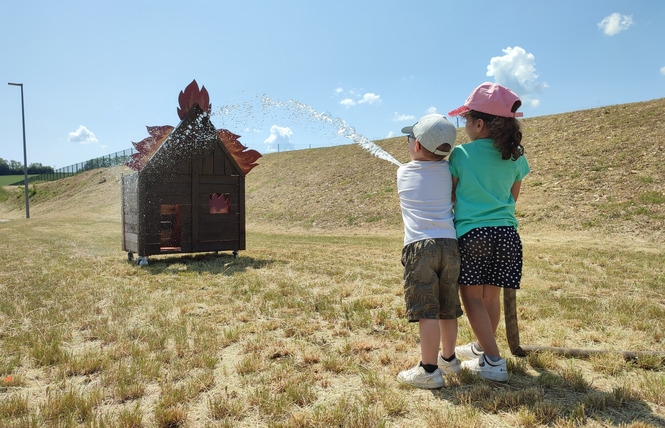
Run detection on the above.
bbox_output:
[215,95,402,167]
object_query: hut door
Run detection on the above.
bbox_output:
[160,204,182,251]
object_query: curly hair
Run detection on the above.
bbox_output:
[467,110,524,161]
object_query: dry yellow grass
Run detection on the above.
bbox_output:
[0,99,664,427]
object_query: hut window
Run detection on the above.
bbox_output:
[210,193,231,214]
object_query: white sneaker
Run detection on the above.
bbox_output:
[461,354,508,382]
[455,342,483,360]
[437,354,462,374]
[397,364,445,389]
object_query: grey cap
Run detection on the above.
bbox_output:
[401,114,456,156]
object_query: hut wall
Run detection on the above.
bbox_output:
[121,174,140,253]
[191,148,245,253]
[138,172,194,256]
[193,175,244,252]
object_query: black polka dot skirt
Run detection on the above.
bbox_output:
[458,226,522,289]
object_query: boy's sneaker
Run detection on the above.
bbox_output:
[455,342,483,360]
[437,354,462,374]
[397,364,445,389]
[461,354,509,382]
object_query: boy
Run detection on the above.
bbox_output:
[396,114,462,389]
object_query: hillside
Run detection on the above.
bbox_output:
[245,98,665,239]
[1,98,664,240]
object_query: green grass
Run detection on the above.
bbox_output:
[0,175,36,186]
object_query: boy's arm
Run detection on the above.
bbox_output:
[451,176,458,206]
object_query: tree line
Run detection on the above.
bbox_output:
[0,158,54,175]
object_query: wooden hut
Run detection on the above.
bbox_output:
[121,81,260,263]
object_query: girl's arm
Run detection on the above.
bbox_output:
[511,181,522,202]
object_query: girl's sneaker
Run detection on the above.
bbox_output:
[437,354,462,374]
[397,365,445,389]
[455,342,484,360]
[461,354,508,382]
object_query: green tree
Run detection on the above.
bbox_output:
[9,160,23,174]
[27,163,54,174]
[0,158,10,175]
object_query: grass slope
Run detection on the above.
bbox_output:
[245,98,665,239]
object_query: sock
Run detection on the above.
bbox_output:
[485,354,502,363]
[473,342,483,352]
[420,361,438,373]
[441,353,456,362]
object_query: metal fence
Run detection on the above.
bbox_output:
[14,148,136,185]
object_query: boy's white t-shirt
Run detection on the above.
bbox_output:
[397,160,456,246]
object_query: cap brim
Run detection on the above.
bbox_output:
[433,149,452,156]
[447,106,469,117]
[401,125,414,134]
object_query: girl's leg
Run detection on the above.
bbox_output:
[482,284,502,334]
[460,285,501,357]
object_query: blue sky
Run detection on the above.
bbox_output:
[2,0,664,169]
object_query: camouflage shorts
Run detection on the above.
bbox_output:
[401,238,462,321]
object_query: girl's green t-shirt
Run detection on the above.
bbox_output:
[448,138,530,238]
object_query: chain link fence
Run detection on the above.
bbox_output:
[15,148,136,185]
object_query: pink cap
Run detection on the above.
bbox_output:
[448,82,523,118]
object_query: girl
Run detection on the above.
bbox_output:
[447,82,530,381]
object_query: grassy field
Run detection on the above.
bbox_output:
[0,175,37,186]
[0,100,664,427]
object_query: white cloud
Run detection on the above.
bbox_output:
[337,89,382,107]
[426,106,438,114]
[386,131,395,138]
[393,112,416,122]
[264,125,294,153]
[486,46,547,109]
[358,93,381,105]
[660,66,665,76]
[68,125,98,145]
[340,98,356,108]
[598,13,634,36]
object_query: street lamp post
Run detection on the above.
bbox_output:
[8,82,29,219]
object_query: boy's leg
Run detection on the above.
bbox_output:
[439,319,457,359]
[435,238,461,359]
[460,285,501,357]
[419,319,440,366]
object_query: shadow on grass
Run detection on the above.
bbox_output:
[431,364,664,426]
[130,252,282,276]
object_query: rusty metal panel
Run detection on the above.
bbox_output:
[202,149,214,175]
[213,147,226,175]
[197,175,240,185]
